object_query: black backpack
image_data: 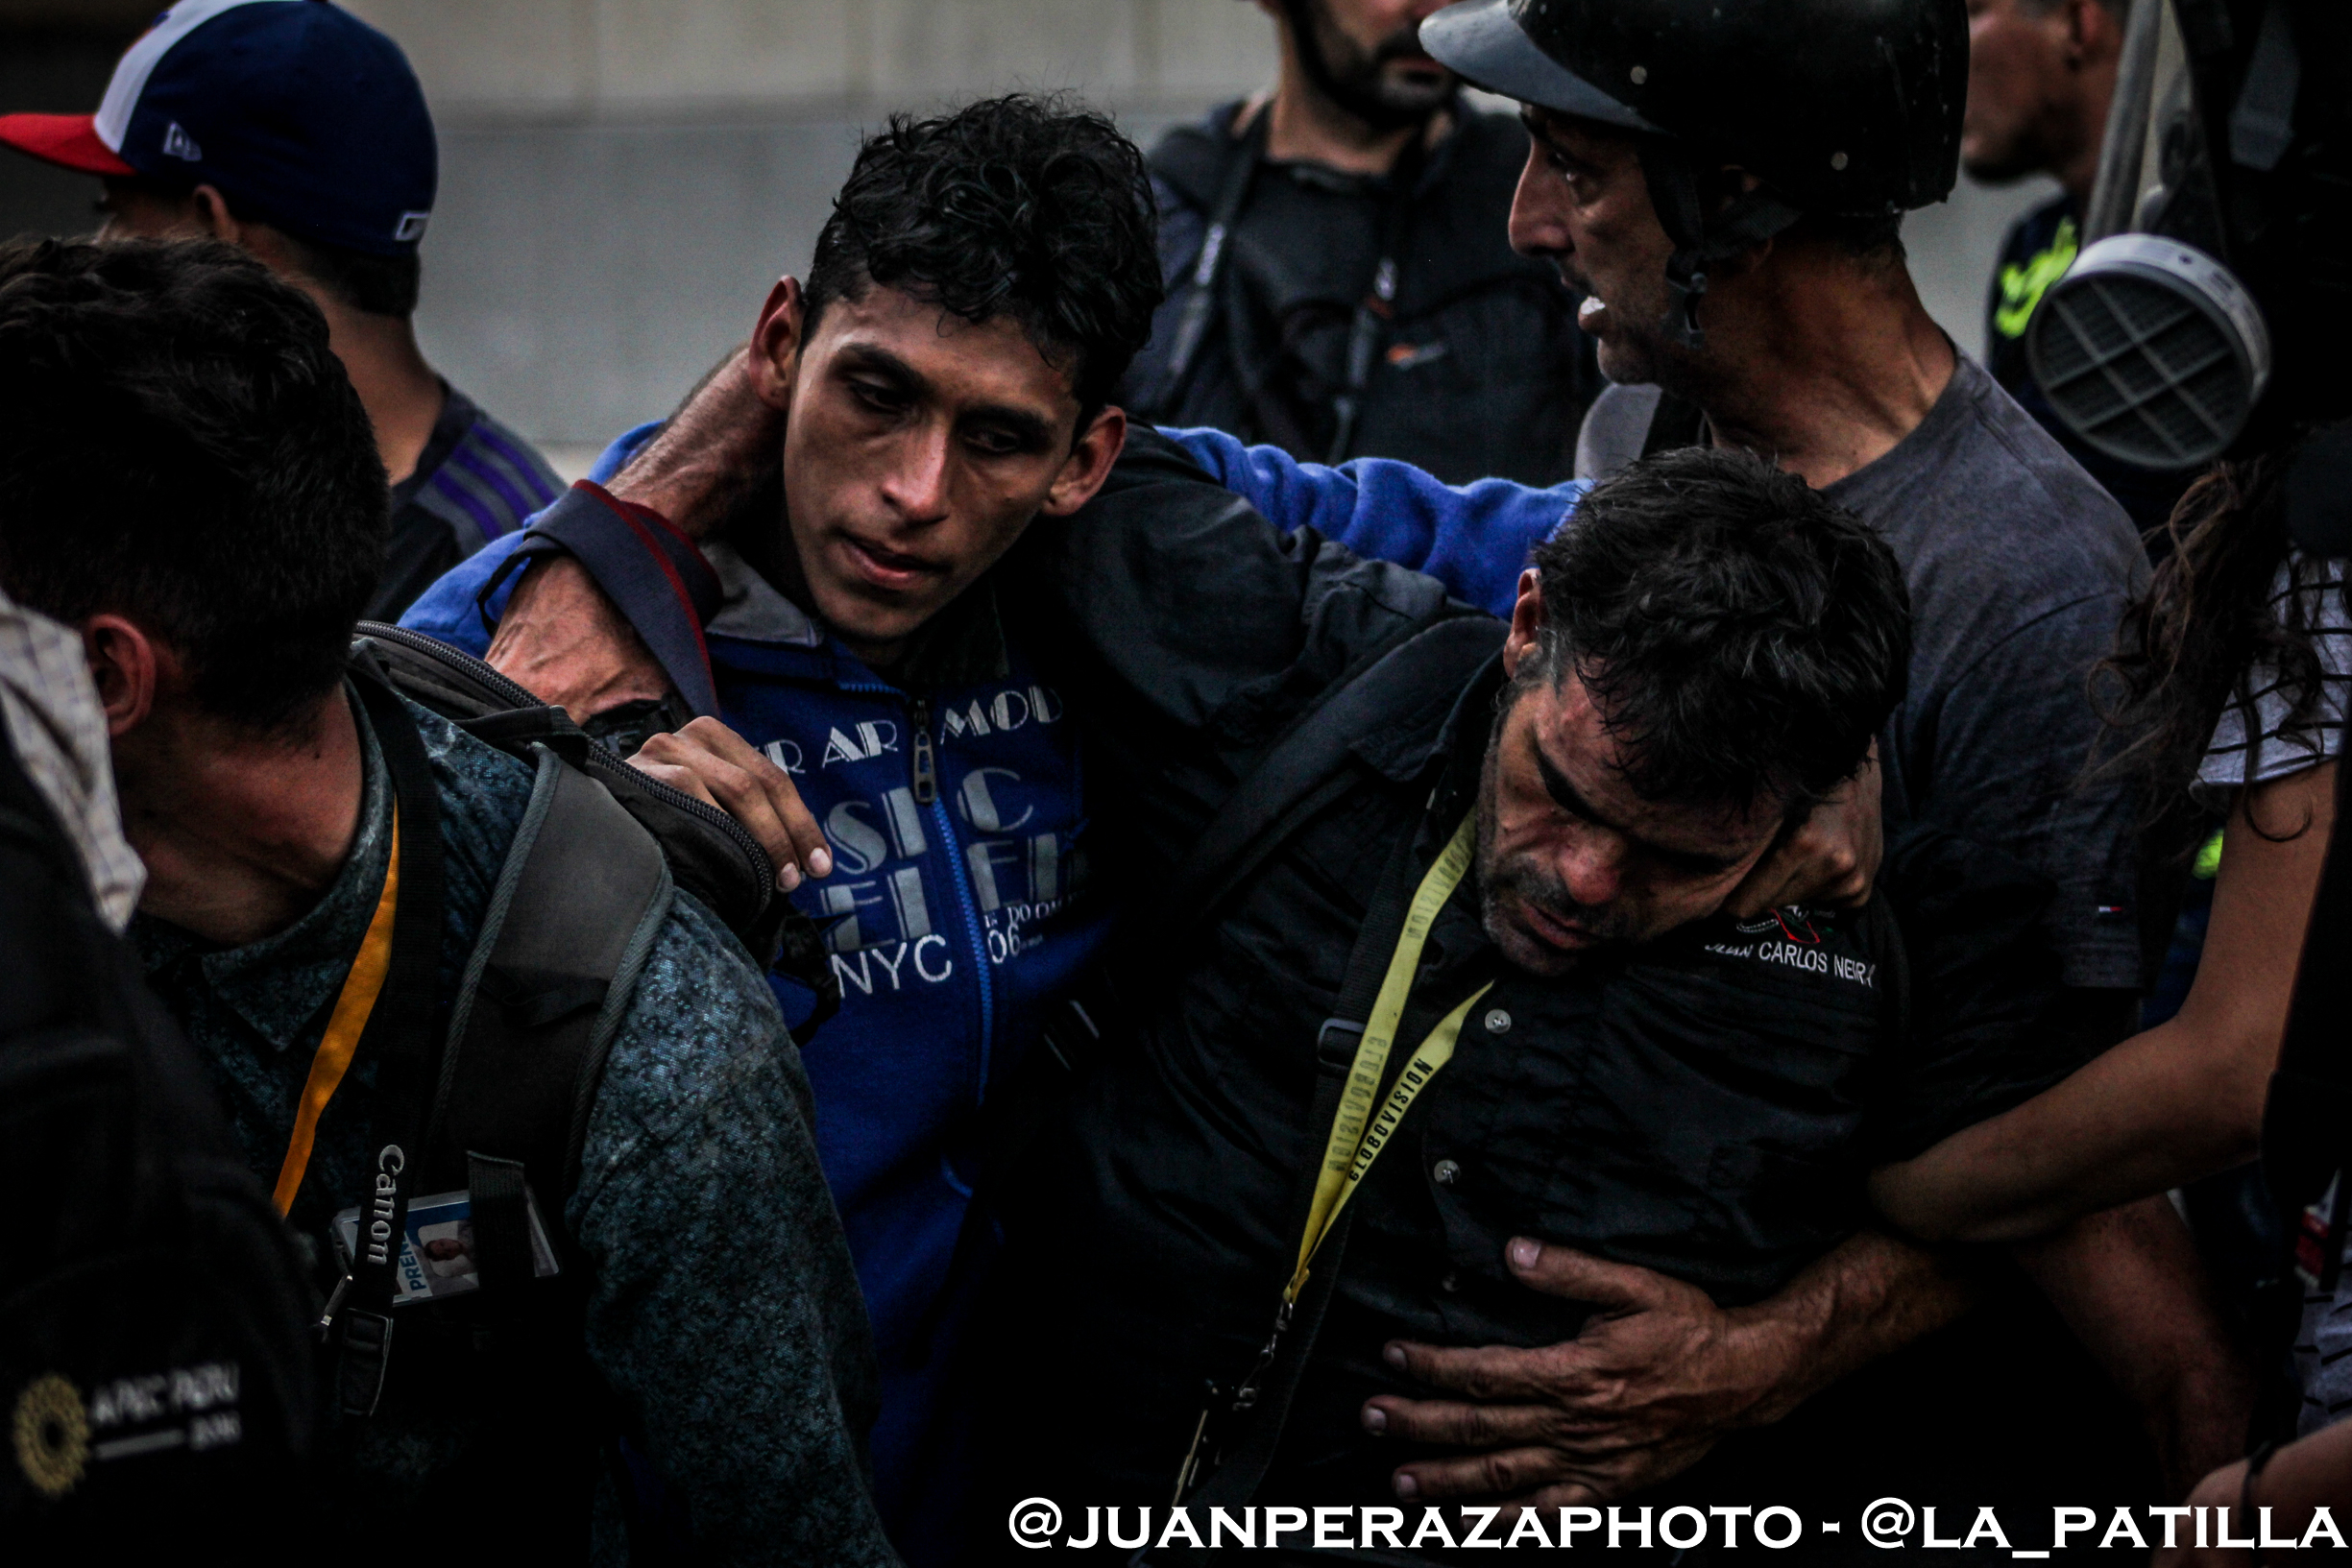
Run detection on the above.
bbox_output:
[0,707,318,1557]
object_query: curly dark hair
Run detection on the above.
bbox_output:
[2099,449,2340,845]
[1524,445,1911,814]
[806,94,1163,423]
[0,237,385,734]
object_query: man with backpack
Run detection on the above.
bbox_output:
[0,235,898,1563]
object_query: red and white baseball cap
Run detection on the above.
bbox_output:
[0,0,438,256]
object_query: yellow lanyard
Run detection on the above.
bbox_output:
[1284,811,1492,1306]
[270,808,401,1218]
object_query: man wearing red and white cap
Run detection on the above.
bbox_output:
[0,0,563,620]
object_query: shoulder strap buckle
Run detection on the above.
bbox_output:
[337,1309,396,1417]
[1313,1018,1365,1073]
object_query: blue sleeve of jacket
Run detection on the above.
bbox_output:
[397,421,667,653]
[1164,425,1588,619]
[588,420,665,484]
[398,533,525,654]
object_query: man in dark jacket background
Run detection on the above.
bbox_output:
[1120,0,1597,481]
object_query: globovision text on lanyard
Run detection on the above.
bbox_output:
[1174,811,1491,1503]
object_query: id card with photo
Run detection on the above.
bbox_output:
[332,1186,561,1307]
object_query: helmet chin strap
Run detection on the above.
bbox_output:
[1634,139,1804,351]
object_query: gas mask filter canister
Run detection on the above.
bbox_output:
[2027,231,2274,471]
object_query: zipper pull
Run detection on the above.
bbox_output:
[909,697,935,806]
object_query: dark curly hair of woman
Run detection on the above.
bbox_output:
[2099,446,2344,850]
[806,94,1163,422]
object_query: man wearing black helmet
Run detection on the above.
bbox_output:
[1411,0,2150,1085]
[1209,0,2154,1037]
[1202,0,2152,1089]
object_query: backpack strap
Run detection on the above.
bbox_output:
[351,726,672,1550]
[984,614,1505,1190]
[425,745,674,1271]
[353,623,839,1026]
[1167,827,1427,1527]
[1167,614,1507,936]
[1640,388,1708,458]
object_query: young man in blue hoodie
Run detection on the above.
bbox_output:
[403,99,1164,1556]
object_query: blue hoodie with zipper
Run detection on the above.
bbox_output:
[401,423,1579,1556]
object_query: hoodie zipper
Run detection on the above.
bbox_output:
[909,696,937,806]
[843,680,993,1104]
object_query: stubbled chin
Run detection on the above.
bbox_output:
[812,578,925,648]
[1484,910,1588,978]
[1594,335,1657,388]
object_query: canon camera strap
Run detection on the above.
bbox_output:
[329,663,449,1417]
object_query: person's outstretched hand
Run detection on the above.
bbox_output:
[486,555,670,723]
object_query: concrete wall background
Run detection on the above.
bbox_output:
[1,1,2059,457]
[344,0,1279,453]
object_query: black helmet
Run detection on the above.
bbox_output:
[1422,0,1966,345]
[1421,0,1966,216]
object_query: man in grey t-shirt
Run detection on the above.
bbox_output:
[1825,355,2147,995]
[1416,0,2142,1013]
[1588,350,2143,1001]
[1556,241,2146,1014]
